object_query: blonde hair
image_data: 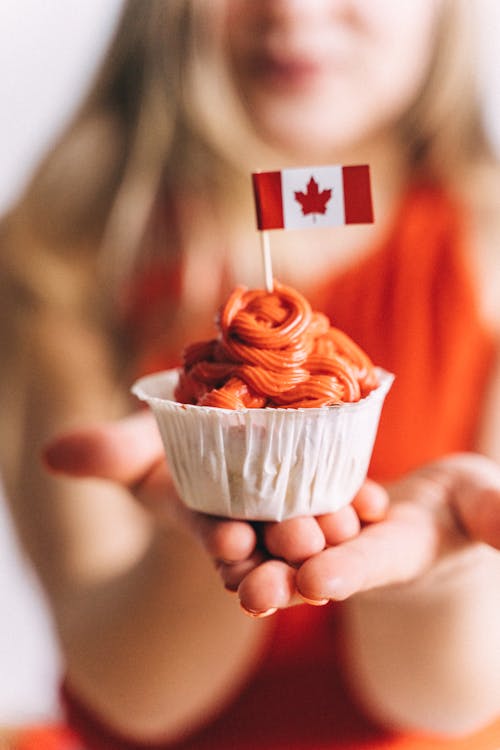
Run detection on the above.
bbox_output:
[0,0,494,340]
[399,0,490,176]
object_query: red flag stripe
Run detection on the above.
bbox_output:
[342,164,373,224]
[252,171,284,230]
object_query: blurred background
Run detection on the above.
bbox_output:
[0,0,499,728]
[0,0,123,725]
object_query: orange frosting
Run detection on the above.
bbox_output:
[174,282,379,409]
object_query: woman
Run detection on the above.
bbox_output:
[1,1,500,748]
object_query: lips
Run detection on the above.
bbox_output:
[241,37,351,93]
[249,51,331,91]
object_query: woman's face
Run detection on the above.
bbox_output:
[224,0,441,159]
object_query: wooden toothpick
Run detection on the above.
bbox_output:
[260,229,274,292]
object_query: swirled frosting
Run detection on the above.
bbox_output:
[174,282,379,409]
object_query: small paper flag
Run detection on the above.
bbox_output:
[252,164,373,231]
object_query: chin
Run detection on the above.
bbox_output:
[254,100,394,163]
[258,121,361,163]
[248,101,374,161]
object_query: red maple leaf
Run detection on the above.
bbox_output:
[294,176,332,218]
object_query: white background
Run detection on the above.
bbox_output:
[0,0,123,217]
[0,0,499,727]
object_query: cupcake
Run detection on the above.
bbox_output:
[132,282,393,521]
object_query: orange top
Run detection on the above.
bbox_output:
[316,183,495,482]
[13,183,499,749]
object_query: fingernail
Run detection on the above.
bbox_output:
[300,595,329,607]
[41,441,84,476]
[239,602,277,619]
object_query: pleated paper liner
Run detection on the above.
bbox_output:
[132,368,394,521]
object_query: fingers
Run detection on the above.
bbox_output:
[217,550,267,592]
[236,558,328,616]
[238,559,297,615]
[261,496,377,565]
[233,486,388,614]
[235,502,375,615]
[457,486,500,549]
[296,500,440,601]
[42,411,164,486]
[263,516,325,563]
[316,505,360,545]
[192,514,258,563]
[411,453,500,550]
[352,479,390,522]
[444,453,500,549]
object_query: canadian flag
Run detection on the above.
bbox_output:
[252,164,373,230]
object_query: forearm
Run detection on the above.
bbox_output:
[343,543,500,735]
[1,306,150,597]
[1,310,267,741]
[57,526,268,743]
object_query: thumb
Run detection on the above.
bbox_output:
[438,453,500,550]
[42,410,165,487]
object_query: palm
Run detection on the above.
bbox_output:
[44,413,500,617]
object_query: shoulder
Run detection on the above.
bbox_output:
[451,162,500,334]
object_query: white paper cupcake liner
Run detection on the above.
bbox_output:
[131,368,394,521]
